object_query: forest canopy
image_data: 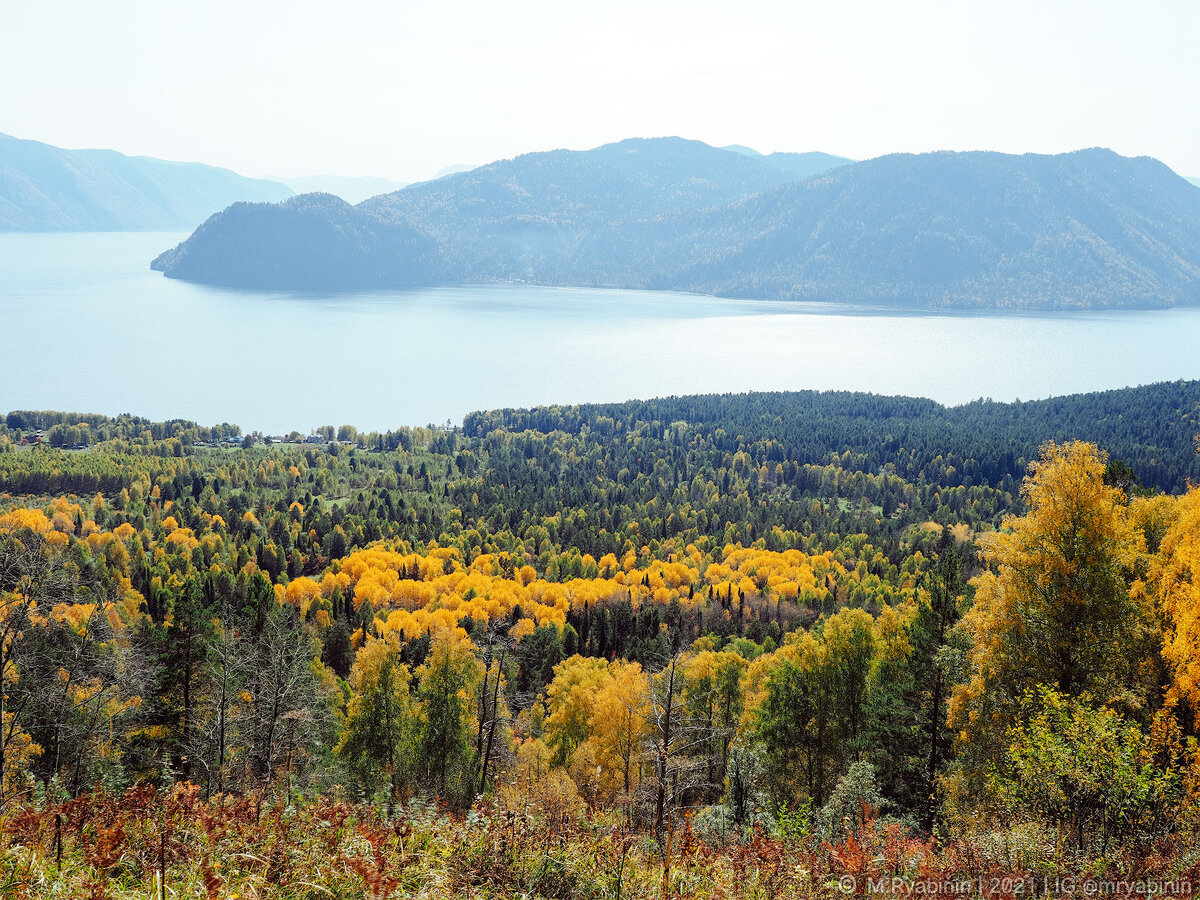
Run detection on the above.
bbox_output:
[2,384,1199,896]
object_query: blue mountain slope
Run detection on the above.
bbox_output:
[0,133,293,231]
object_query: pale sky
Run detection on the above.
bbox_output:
[3,0,1199,182]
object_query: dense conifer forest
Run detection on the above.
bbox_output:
[2,384,1200,897]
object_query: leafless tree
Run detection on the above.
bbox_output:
[186,601,242,796]
[473,622,513,796]
[231,603,334,796]
[644,652,713,833]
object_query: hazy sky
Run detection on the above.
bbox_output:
[4,0,1198,182]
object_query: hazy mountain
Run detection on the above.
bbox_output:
[721,145,854,178]
[152,140,1200,309]
[277,175,406,204]
[761,151,854,180]
[1188,176,1200,189]
[618,149,1200,308]
[155,137,812,286]
[361,137,810,228]
[0,132,293,231]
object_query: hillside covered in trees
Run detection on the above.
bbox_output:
[2,383,1200,896]
[152,138,1200,309]
[152,137,848,290]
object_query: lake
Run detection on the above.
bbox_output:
[3,232,1200,433]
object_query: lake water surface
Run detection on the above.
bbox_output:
[3,232,1200,433]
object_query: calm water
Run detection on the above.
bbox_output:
[3,232,1200,433]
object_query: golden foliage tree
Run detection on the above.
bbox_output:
[586,660,651,802]
[544,655,609,765]
[950,441,1156,774]
[1149,486,1200,722]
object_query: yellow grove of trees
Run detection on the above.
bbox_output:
[520,604,911,822]
[277,542,876,643]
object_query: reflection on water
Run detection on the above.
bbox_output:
[2,232,1200,432]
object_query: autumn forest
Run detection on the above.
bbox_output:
[2,385,1200,898]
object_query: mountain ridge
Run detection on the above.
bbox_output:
[152,139,1200,309]
[0,132,294,231]
[276,174,407,204]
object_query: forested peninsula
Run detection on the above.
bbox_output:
[3,384,1200,895]
[152,138,1200,309]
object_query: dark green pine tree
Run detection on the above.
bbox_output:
[862,547,967,830]
[139,574,216,783]
[515,624,564,696]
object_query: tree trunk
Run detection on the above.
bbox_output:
[480,651,505,795]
